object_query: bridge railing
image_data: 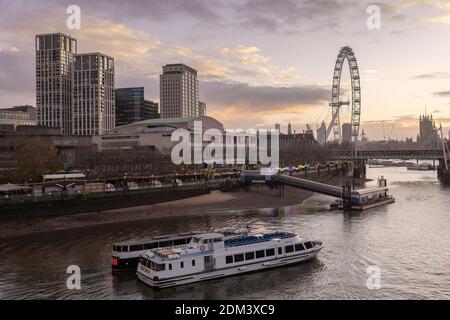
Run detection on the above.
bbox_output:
[330,149,445,160]
[241,172,343,198]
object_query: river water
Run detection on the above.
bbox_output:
[0,166,449,300]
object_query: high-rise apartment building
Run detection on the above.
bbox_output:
[73,53,115,135]
[342,123,352,143]
[316,121,327,144]
[160,64,199,118]
[36,33,77,134]
[115,87,159,127]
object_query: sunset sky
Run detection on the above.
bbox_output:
[1,0,450,140]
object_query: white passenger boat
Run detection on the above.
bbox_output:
[112,227,251,272]
[136,231,323,288]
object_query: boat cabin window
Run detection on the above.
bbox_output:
[245,252,255,260]
[130,244,144,252]
[226,255,233,264]
[304,242,313,249]
[193,237,200,243]
[266,248,275,256]
[181,261,184,268]
[295,244,305,251]
[147,261,165,271]
[144,242,158,250]
[168,263,172,270]
[113,245,120,252]
[122,246,129,252]
[234,254,244,263]
[255,250,265,259]
[213,238,223,243]
[285,245,294,253]
[159,240,172,247]
[278,247,282,255]
[173,239,187,246]
[192,259,196,266]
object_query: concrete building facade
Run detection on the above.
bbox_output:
[0,105,37,128]
[94,116,224,155]
[160,64,199,118]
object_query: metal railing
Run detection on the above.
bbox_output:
[241,172,343,198]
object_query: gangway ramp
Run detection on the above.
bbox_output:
[241,171,344,198]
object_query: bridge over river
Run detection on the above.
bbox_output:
[329,149,446,160]
[328,148,450,184]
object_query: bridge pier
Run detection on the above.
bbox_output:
[342,183,352,210]
[352,159,366,179]
[437,159,450,184]
[273,181,285,197]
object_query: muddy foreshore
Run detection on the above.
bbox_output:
[0,174,366,239]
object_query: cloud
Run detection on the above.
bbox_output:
[0,49,34,93]
[0,7,312,123]
[0,49,35,107]
[413,72,450,79]
[201,80,328,110]
[200,80,329,128]
[433,90,450,97]
[427,13,450,24]
[234,0,355,34]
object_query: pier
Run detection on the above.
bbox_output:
[241,171,394,211]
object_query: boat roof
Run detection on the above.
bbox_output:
[43,173,86,180]
[225,231,296,247]
[114,232,198,246]
[351,186,388,196]
[193,233,224,239]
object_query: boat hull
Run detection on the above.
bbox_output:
[137,246,323,288]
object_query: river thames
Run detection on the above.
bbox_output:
[0,166,449,299]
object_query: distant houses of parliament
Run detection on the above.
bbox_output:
[418,113,439,148]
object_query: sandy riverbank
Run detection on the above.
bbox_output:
[0,174,367,239]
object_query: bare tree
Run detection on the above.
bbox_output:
[12,137,63,183]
